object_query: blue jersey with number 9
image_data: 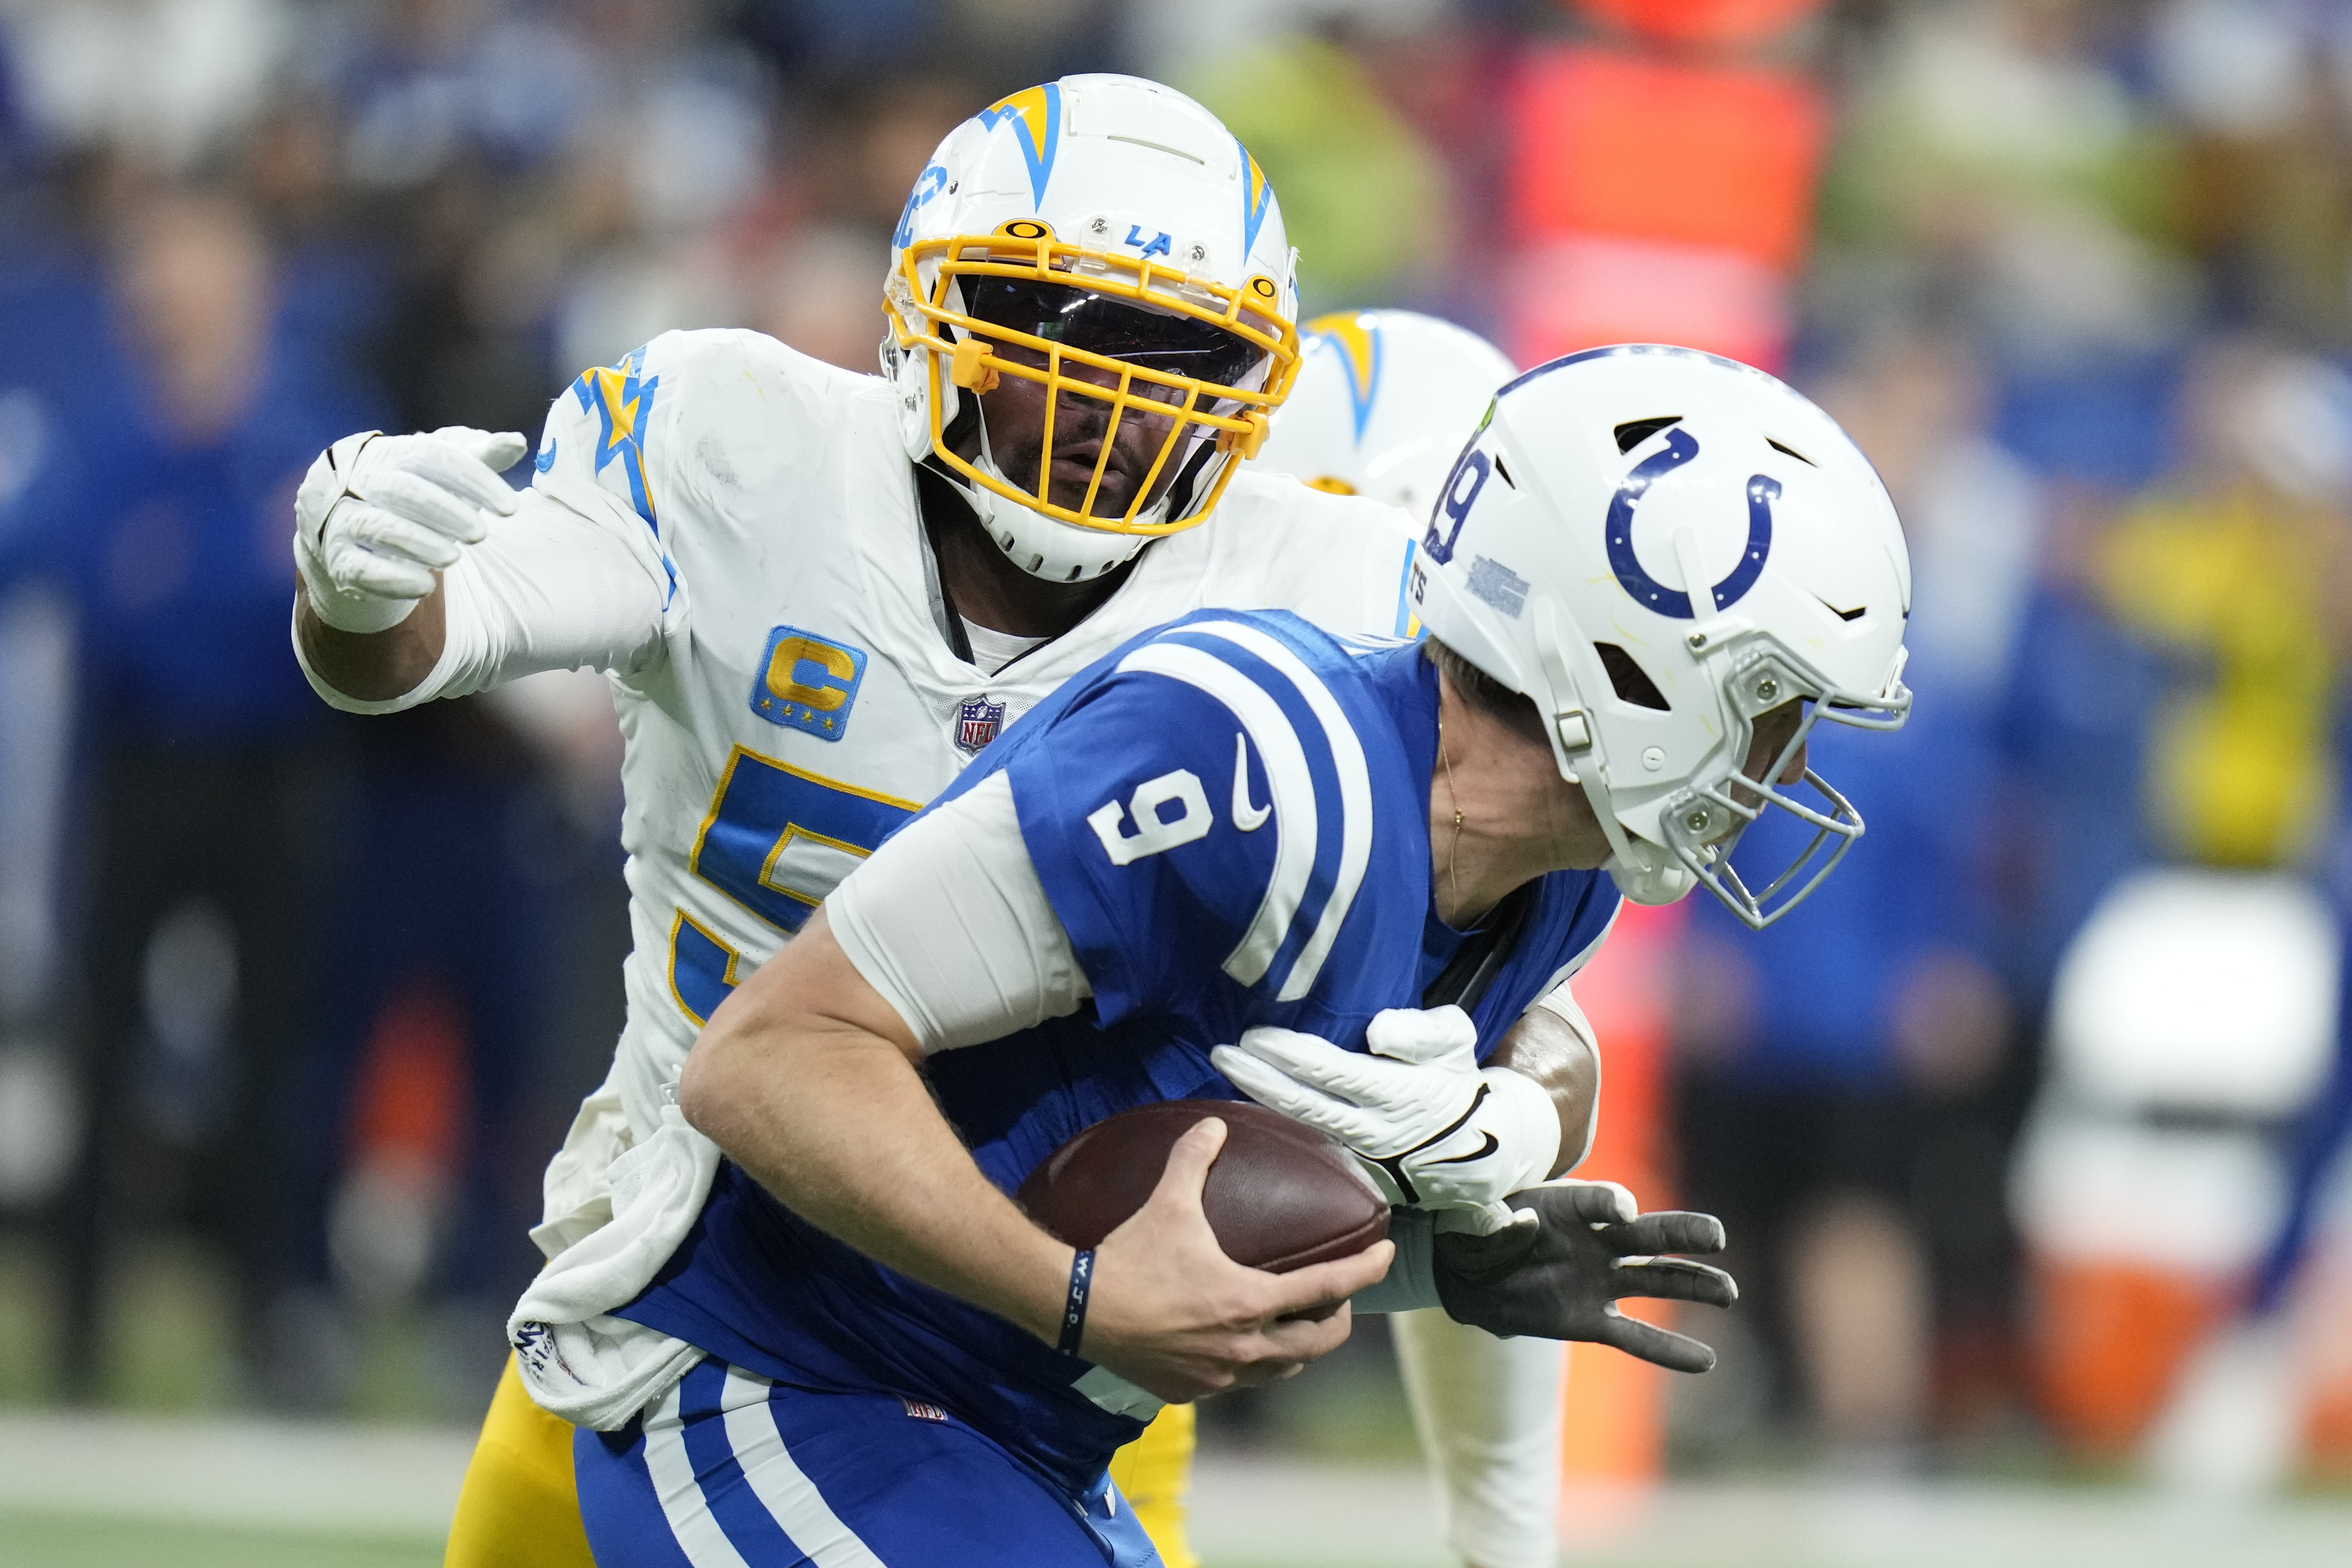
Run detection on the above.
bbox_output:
[619,610,1619,1493]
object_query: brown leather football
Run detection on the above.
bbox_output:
[1014,1099,1389,1272]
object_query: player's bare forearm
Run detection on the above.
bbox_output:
[678,909,1074,1344]
[294,577,450,703]
[1491,1007,1598,1177]
[680,909,1393,1400]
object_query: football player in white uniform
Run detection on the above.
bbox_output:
[290,76,1669,1568]
[1257,309,1568,1568]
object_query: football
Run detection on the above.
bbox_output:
[1015,1099,1390,1272]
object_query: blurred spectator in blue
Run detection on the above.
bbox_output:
[1981,478,2167,1006]
[271,658,624,1413]
[8,183,384,1403]
[252,0,778,1410]
[1981,341,2347,1021]
[1672,335,2031,1460]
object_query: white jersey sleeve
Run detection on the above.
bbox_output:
[827,772,1089,1054]
[425,487,669,703]
[300,342,695,714]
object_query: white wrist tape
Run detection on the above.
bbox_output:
[300,545,423,633]
[1351,1208,1439,1314]
[295,432,424,634]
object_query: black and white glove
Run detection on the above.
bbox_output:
[1210,1006,1560,1236]
[293,426,527,632]
[1433,1181,1737,1374]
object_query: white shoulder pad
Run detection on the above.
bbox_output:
[1198,468,1423,640]
[531,329,894,606]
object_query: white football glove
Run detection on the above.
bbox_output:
[293,426,529,632]
[1210,1005,1562,1237]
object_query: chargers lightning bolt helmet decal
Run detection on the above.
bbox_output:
[1256,310,1518,526]
[975,85,1062,209]
[1406,344,1913,929]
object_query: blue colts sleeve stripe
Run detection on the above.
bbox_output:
[1181,620,1375,1002]
[1114,639,1320,992]
[1118,619,1377,1003]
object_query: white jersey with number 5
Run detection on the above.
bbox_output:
[297,326,1422,1418]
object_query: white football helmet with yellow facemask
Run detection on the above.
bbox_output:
[1410,345,1914,927]
[883,74,1301,584]
[1256,309,1517,523]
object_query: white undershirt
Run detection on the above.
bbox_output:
[960,617,1048,677]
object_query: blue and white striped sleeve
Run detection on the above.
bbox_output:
[1002,619,1378,1024]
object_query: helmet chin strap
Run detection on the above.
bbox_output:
[1607,850,1699,906]
[1532,599,1697,908]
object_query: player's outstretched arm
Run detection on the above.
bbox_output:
[678,908,1391,1404]
[292,419,670,710]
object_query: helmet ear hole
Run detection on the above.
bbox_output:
[1613,416,1682,454]
[1595,642,1670,711]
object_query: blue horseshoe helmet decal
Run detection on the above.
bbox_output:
[1604,427,1778,618]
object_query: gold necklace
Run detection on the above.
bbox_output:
[1439,714,1465,919]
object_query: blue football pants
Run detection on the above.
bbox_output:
[574,1358,1160,1568]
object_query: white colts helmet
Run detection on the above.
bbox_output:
[1408,345,1914,928]
[1256,309,1518,522]
[882,74,1302,583]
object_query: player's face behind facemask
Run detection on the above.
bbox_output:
[1725,699,1808,815]
[946,275,1272,523]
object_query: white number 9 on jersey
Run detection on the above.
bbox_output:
[1087,768,1213,866]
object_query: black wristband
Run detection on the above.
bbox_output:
[1056,1248,1096,1357]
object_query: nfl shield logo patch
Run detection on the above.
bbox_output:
[955,695,1006,754]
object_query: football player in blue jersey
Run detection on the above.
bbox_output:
[577,346,1914,1565]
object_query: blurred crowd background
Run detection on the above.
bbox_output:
[4,0,2352,1520]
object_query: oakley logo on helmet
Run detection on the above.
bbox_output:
[1424,448,1491,565]
[1602,428,1778,619]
